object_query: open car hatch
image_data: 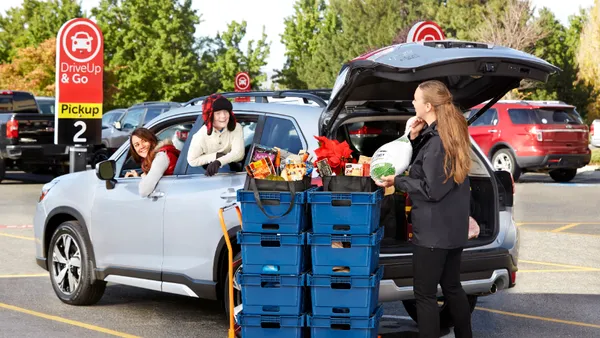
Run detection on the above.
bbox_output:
[320,40,560,136]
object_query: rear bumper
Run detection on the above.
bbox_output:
[517,153,591,170]
[378,248,517,302]
[3,144,69,162]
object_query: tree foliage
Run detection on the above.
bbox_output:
[0,37,56,96]
[577,0,600,120]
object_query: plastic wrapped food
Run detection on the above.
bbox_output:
[370,117,418,183]
[468,216,480,239]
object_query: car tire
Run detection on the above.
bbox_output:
[492,149,521,181]
[223,252,243,323]
[91,148,109,169]
[402,295,478,328]
[0,158,5,183]
[48,220,106,305]
[549,168,577,183]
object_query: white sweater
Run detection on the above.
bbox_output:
[139,152,169,197]
[187,123,245,168]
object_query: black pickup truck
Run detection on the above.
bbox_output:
[0,90,68,182]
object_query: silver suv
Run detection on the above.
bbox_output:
[34,40,559,326]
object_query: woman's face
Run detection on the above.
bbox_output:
[412,87,431,119]
[131,135,151,158]
[213,109,230,130]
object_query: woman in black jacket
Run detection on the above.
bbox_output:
[376,80,473,338]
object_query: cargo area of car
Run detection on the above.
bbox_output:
[333,114,499,253]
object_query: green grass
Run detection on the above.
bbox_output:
[591,148,600,165]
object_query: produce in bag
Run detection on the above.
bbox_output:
[370,116,418,183]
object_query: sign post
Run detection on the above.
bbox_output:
[234,72,251,102]
[55,18,104,172]
[406,21,445,43]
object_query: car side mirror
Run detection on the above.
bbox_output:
[494,170,514,207]
[96,160,117,189]
[113,121,122,130]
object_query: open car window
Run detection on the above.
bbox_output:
[116,118,197,178]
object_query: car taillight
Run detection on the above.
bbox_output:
[511,271,517,285]
[176,130,189,141]
[0,90,13,95]
[528,127,543,141]
[591,123,595,136]
[6,119,18,139]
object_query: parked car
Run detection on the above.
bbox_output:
[34,40,560,328]
[101,108,126,130]
[590,119,600,148]
[1,90,67,182]
[89,102,181,168]
[466,100,591,182]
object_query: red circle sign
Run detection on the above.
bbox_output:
[407,21,445,43]
[235,72,250,91]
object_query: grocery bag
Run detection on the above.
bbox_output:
[370,117,418,183]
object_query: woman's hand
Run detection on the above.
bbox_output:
[141,173,146,178]
[125,170,139,178]
[409,118,426,140]
[374,175,395,188]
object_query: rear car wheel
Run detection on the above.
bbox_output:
[492,149,521,181]
[402,295,478,328]
[224,252,243,321]
[549,168,577,183]
[48,221,106,305]
[91,148,109,169]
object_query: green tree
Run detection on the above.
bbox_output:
[0,37,56,96]
[0,0,83,63]
[273,0,328,89]
[522,8,596,119]
[202,20,270,92]
[577,0,600,120]
[92,0,201,108]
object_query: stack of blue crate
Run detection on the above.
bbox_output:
[235,188,312,338]
[306,187,385,338]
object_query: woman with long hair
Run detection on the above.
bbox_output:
[376,80,473,338]
[126,128,180,197]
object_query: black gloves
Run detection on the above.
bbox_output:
[206,160,221,176]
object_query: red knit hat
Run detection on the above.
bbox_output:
[202,93,236,135]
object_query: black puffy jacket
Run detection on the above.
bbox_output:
[394,121,470,249]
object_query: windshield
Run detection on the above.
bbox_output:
[37,100,55,114]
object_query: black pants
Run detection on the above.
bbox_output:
[413,244,472,338]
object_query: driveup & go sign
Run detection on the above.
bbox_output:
[54,18,103,145]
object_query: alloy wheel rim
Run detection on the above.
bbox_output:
[493,153,513,172]
[51,234,82,295]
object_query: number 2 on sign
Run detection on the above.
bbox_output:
[73,121,87,142]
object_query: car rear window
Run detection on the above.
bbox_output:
[508,108,583,125]
[0,92,39,114]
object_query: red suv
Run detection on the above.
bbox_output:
[467,100,591,182]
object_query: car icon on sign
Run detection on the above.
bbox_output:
[71,32,93,52]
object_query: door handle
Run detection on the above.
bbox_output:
[220,188,237,200]
[148,191,164,200]
[488,129,498,133]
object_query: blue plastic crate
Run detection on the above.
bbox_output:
[308,226,383,276]
[238,231,308,274]
[307,306,383,338]
[237,312,306,338]
[308,267,383,317]
[308,188,383,235]
[239,273,306,315]
[237,189,310,234]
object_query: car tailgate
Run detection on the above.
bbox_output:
[13,113,55,144]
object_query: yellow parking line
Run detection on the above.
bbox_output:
[476,306,600,329]
[0,233,35,241]
[518,269,600,273]
[0,302,140,338]
[0,274,47,278]
[520,259,600,271]
[518,229,600,238]
[517,222,600,225]
[551,223,580,233]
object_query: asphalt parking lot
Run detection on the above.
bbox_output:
[1,168,600,338]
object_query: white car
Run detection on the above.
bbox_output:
[71,32,93,52]
[591,119,600,147]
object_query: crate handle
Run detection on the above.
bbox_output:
[333,225,350,231]
[332,307,350,314]
[261,322,281,329]
[261,265,280,273]
[331,200,352,207]
[262,305,281,312]
[332,266,350,273]
[262,224,280,230]
[331,241,351,248]
[261,281,281,288]
[330,323,351,330]
[261,240,281,247]
[331,282,351,289]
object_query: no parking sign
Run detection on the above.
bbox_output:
[54,18,104,145]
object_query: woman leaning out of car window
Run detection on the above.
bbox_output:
[126,128,181,197]
[376,80,473,338]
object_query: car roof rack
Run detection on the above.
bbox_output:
[183,90,332,108]
[481,99,571,106]
[131,101,182,107]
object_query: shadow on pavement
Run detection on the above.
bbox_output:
[3,171,54,185]
[517,169,600,184]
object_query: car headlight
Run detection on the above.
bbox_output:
[39,180,59,202]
